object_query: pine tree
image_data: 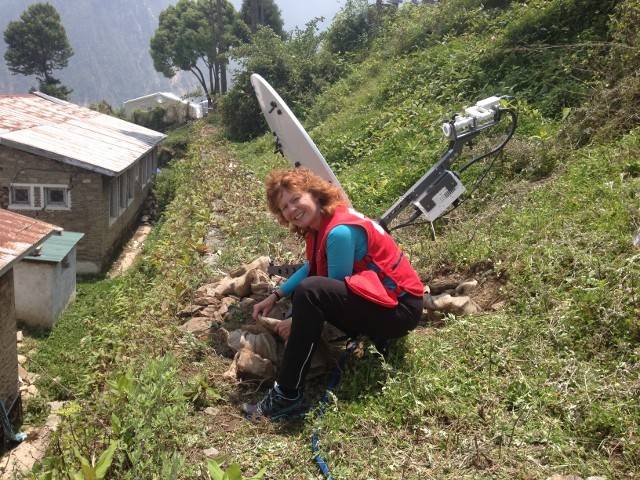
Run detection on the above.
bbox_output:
[240,0,284,37]
[3,3,74,100]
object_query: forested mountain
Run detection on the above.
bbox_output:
[0,0,194,106]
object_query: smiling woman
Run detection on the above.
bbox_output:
[242,167,424,421]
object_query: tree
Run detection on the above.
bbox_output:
[150,0,248,108]
[3,3,73,100]
[240,0,284,37]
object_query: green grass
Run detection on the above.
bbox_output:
[19,1,640,478]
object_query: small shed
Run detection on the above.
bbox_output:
[123,92,203,121]
[0,209,60,446]
[13,231,84,329]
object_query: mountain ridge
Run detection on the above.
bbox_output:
[0,0,195,107]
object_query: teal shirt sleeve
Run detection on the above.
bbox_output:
[279,262,309,296]
[326,225,367,280]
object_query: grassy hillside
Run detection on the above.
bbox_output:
[15,1,639,479]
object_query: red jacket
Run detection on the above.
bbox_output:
[305,206,424,307]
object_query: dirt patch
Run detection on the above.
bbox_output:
[107,224,153,278]
[421,260,508,325]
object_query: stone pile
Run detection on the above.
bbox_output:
[180,257,487,381]
[140,191,159,224]
[16,331,38,401]
[423,279,482,316]
[179,256,345,380]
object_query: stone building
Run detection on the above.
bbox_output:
[0,92,165,273]
[0,209,60,446]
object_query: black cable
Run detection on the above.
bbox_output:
[387,108,516,233]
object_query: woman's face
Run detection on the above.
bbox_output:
[278,188,323,230]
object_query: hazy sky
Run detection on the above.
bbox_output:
[229,0,346,31]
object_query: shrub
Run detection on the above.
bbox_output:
[220,21,345,141]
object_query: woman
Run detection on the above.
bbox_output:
[242,168,424,420]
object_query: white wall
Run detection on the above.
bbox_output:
[13,249,78,329]
[14,261,55,328]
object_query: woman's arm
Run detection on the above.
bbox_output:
[326,224,367,280]
[278,262,309,296]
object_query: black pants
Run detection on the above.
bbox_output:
[278,276,423,390]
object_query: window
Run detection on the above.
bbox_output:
[145,157,152,184]
[109,178,119,218]
[44,187,70,209]
[10,185,31,206]
[9,184,70,210]
[119,175,127,209]
[127,169,134,201]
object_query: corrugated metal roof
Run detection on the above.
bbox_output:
[0,209,61,277]
[124,91,183,104]
[0,92,166,176]
[24,231,84,264]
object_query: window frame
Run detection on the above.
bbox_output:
[109,176,120,222]
[8,184,34,209]
[42,184,71,210]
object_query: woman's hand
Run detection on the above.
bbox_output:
[252,293,278,321]
[274,318,292,342]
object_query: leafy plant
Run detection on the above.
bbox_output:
[207,459,266,480]
[71,441,119,480]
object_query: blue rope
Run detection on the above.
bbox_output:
[311,340,357,480]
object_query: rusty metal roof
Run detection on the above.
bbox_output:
[0,92,166,176]
[0,208,62,277]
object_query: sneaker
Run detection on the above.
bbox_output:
[241,384,305,420]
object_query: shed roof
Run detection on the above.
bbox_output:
[0,92,166,176]
[124,92,183,105]
[0,209,61,277]
[24,231,84,264]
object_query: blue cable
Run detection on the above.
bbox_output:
[311,340,357,480]
[0,399,27,444]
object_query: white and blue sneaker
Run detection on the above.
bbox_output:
[242,384,305,421]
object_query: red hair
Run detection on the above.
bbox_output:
[265,168,347,235]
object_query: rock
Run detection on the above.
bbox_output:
[16,331,23,343]
[423,284,431,295]
[227,329,279,364]
[201,305,223,318]
[204,407,219,416]
[26,372,40,385]
[490,300,506,311]
[455,279,478,295]
[48,401,65,414]
[428,280,460,295]
[232,269,257,297]
[250,281,271,296]
[256,316,281,335]
[193,295,218,307]
[585,477,606,480]
[23,384,39,399]
[18,365,28,383]
[203,447,220,458]
[210,328,234,358]
[546,476,583,480]
[425,293,481,315]
[177,305,203,318]
[239,297,257,314]
[17,354,27,365]
[228,256,271,278]
[179,317,212,334]
[235,348,276,379]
